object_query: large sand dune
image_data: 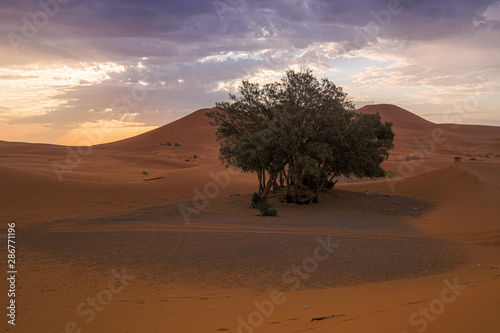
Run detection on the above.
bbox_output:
[1,104,500,332]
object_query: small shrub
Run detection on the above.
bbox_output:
[259,205,277,216]
[174,142,180,146]
[250,192,265,208]
[385,170,397,178]
[250,192,277,216]
[166,142,172,146]
[470,157,477,161]
[142,171,149,175]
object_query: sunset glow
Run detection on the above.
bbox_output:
[0,0,499,144]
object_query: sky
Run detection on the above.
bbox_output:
[0,0,499,145]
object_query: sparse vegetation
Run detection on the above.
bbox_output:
[385,170,397,178]
[142,171,149,175]
[259,204,277,216]
[250,192,265,208]
[166,142,172,146]
[174,142,180,146]
[250,193,277,216]
[208,69,394,205]
[470,157,477,161]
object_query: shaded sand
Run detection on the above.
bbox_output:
[1,104,500,332]
[20,191,462,291]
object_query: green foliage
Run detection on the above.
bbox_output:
[166,142,172,146]
[250,192,265,208]
[174,142,180,146]
[470,157,477,161]
[259,205,277,216]
[142,171,148,175]
[207,69,394,204]
[250,192,277,216]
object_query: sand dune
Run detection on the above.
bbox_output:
[357,104,435,128]
[96,107,218,151]
[2,104,500,332]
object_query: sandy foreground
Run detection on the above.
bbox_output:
[1,104,500,332]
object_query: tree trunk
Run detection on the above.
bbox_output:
[293,177,299,202]
[257,169,263,195]
[272,179,279,192]
[261,174,277,200]
[312,182,324,203]
[262,169,266,193]
[283,167,292,200]
[324,176,339,193]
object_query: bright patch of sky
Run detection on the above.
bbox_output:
[0,0,499,144]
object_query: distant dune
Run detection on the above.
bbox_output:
[357,104,434,128]
[1,103,499,222]
[95,107,218,151]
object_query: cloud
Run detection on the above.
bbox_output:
[80,119,145,128]
[0,0,500,143]
[351,31,500,90]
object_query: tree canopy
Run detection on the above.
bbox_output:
[207,69,394,204]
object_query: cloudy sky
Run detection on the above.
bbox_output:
[1,0,499,144]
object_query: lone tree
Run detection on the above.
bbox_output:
[207,69,394,204]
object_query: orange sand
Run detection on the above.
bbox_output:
[1,104,500,332]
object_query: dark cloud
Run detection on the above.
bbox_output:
[1,0,496,64]
[1,0,499,133]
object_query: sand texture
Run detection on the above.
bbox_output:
[1,104,500,332]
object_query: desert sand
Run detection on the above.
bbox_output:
[1,104,500,332]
